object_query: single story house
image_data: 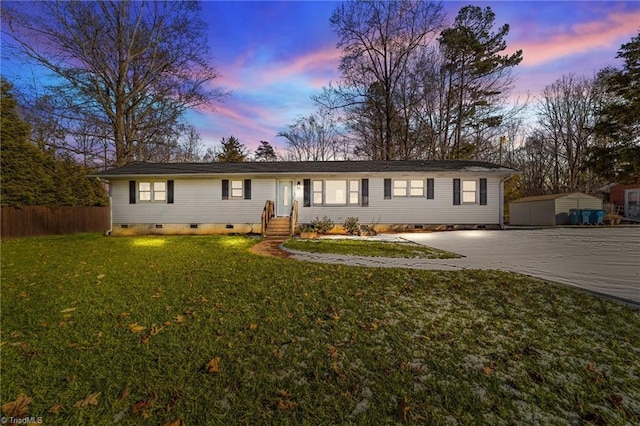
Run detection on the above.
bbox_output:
[93,160,519,236]
[509,192,602,226]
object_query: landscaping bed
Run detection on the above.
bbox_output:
[1,234,639,424]
[284,237,460,259]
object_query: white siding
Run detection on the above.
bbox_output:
[296,177,500,224]
[112,178,275,224]
[111,174,503,226]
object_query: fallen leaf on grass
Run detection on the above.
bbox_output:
[248,323,258,330]
[2,394,32,417]
[131,393,158,417]
[119,387,130,400]
[328,345,339,359]
[150,325,165,336]
[119,312,131,319]
[610,394,623,409]
[60,307,77,313]
[398,395,411,424]
[73,392,101,408]
[129,323,146,334]
[97,274,105,280]
[163,420,185,426]
[48,404,64,415]
[174,315,185,324]
[205,357,221,374]
[276,399,298,410]
[482,365,494,375]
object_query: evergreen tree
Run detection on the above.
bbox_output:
[1,78,107,206]
[254,141,277,161]
[216,136,247,162]
[587,31,640,184]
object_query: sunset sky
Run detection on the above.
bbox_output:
[3,1,640,154]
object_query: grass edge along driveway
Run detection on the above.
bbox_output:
[1,234,639,425]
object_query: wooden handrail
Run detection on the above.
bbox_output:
[289,199,298,237]
[261,200,274,236]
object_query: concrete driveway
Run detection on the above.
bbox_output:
[399,227,640,305]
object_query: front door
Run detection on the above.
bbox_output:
[277,180,293,217]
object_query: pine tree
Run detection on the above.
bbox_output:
[254,141,277,161]
[216,136,247,162]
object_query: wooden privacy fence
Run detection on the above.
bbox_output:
[1,206,109,240]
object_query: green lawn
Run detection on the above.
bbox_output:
[284,238,460,259]
[1,234,639,425]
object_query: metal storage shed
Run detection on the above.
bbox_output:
[509,192,602,226]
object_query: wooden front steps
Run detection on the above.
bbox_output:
[264,217,291,240]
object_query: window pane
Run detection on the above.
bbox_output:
[350,192,359,204]
[313,181,323,191]
[139,182,151,191]
[313,193,323,204]
[393,180,407,197]
[410,180,424,196]
[231,188,243,197]
[154,182,166,191]
[350,180,359,192]
[231,180,243,189]
[139,192,151,201]
[462,180,476,191]
[463,191,476,203]
[154,191,166,201]
[325,180,347,204]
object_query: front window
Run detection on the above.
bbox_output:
[393,180,408,197]
[153,182,166,201]
[410,180,424,197]
[139,181,166,202]
[313,180,361,206]
[462,180,477,203]
[325,180,347,205]
[313,181,323,205]
[349,180,359,204]
[231,180,243,198]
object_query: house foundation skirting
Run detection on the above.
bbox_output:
[109,222,500,236]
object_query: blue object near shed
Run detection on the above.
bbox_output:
[580,210,591,225]
[569,209,580,225]
[590,209,605,225]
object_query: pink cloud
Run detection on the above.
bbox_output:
[515,11,640,67]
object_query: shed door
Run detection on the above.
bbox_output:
[277,180,293,217]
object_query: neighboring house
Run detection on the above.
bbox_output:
[509,192,602,226]
[604,183,640,219]
[93,160,519,236]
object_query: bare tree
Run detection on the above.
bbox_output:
[2,0,226,166]
[328,0,444,160]
[278,111,346,161]
[537,74,598,192]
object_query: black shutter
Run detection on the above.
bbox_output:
[129,181,136,204]
[244,179,251,200]
[167,180,174,204]
[384,178,392,199]
[222,179,229,200]
[427,178,434,200]
[361,178,369,207]
[453,179,461,205]
[303,179,311,207]
[479,178,487,205]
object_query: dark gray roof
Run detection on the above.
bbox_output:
[93,160,518,177]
